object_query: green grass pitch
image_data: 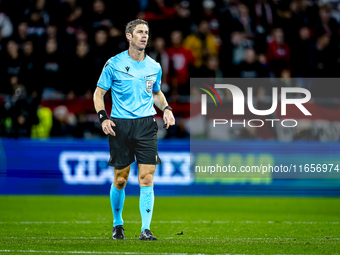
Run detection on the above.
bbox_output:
[0,196,339,254]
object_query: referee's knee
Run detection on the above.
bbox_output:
[115,176,128,188]
[139,174,153,186]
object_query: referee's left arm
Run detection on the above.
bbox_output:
[153,90,175,129]
[93,87,116,136]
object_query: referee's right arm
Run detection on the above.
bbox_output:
[93,87,116,136]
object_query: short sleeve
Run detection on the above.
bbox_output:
[97,61,113,90]
[153,65,162,92]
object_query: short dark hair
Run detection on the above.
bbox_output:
[125,19,149,35]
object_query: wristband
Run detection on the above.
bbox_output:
[97,110,109,124]
[163,105,172,112]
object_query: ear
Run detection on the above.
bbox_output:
[126,33,132,42]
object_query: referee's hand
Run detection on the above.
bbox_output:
[163,109,175,129]
[102,119,116,136]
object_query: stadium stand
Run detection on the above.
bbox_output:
[1,0,340,140]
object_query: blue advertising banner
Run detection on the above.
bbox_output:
[0,139,340,196]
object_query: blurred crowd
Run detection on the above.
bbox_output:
[1,0,340,139]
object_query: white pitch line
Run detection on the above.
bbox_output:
[0,250,248,255]
[0,251,316,255]
[1,237,108,240]
[0,237,172,240]
[0,221,339,225]
[0,250,205,255]
[0,221,95,224]
[1,237,339,240]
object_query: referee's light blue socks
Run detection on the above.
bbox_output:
[110,184,125,227]
[139,186,154,231]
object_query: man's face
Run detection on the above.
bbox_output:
[95,30,107,46]
[273,29,284,44]
[154,37,165,51]
[127,24,149,50]
[198,21,209,35]
[170,31,182,46]
[23,41,33,55]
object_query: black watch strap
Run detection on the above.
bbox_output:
[163,106,172,112]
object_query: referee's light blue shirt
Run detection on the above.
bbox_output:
[97,50,162,119]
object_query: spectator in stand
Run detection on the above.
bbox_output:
[88,0,112,31]
[51,105,77,137]
[9,75,23,96]
[229,31,254,70]
[300,0,318,27]
[252,0,275,53]
[1,0,340,139]
[6,83,39,138]
[20,40,40,94]
[195,55,223,79]
[0,40,22,94]
[233,3,255,38]
[148,37,170,94]
[289,0,306,26]
[0,9,13,39]
[40,38,64,98]
[30,104,53,138]
[237,48,267,78]
[272,0,301,48]
[171,1,193,38]
[31,0,50,25]
[217,0,234,74]
[316,4,339,47]
[309,31,335,77]
[138,0,176,38]
[217,0,234,43]
[64,0,83,36]
[290,26,314,77]
[27,10,46,39]
[55,0,80,34]
[45,24,58,41]
[64,27,90,60]
[107,25,126,56]
[266,28,290,77]
[35,0,46,11]
[202,0,220,44]
[227,0,241,20]
[75,28,88,44]
[91,28,114,78]
[42,24,65,53]
[65,41,94,98]
[279,69,293,87]
[253,0,275,33]
[183,19,219,69]
[167,30,194,100]
[139,0,176,21]
[13,22,29,49]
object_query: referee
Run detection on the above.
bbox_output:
[93,19,175,240]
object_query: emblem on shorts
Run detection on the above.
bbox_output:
[146,80,155,93]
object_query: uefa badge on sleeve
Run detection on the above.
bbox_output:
[146,79,155,93]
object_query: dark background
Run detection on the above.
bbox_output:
[1,0,340,140]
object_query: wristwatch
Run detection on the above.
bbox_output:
[163,106,172,112]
